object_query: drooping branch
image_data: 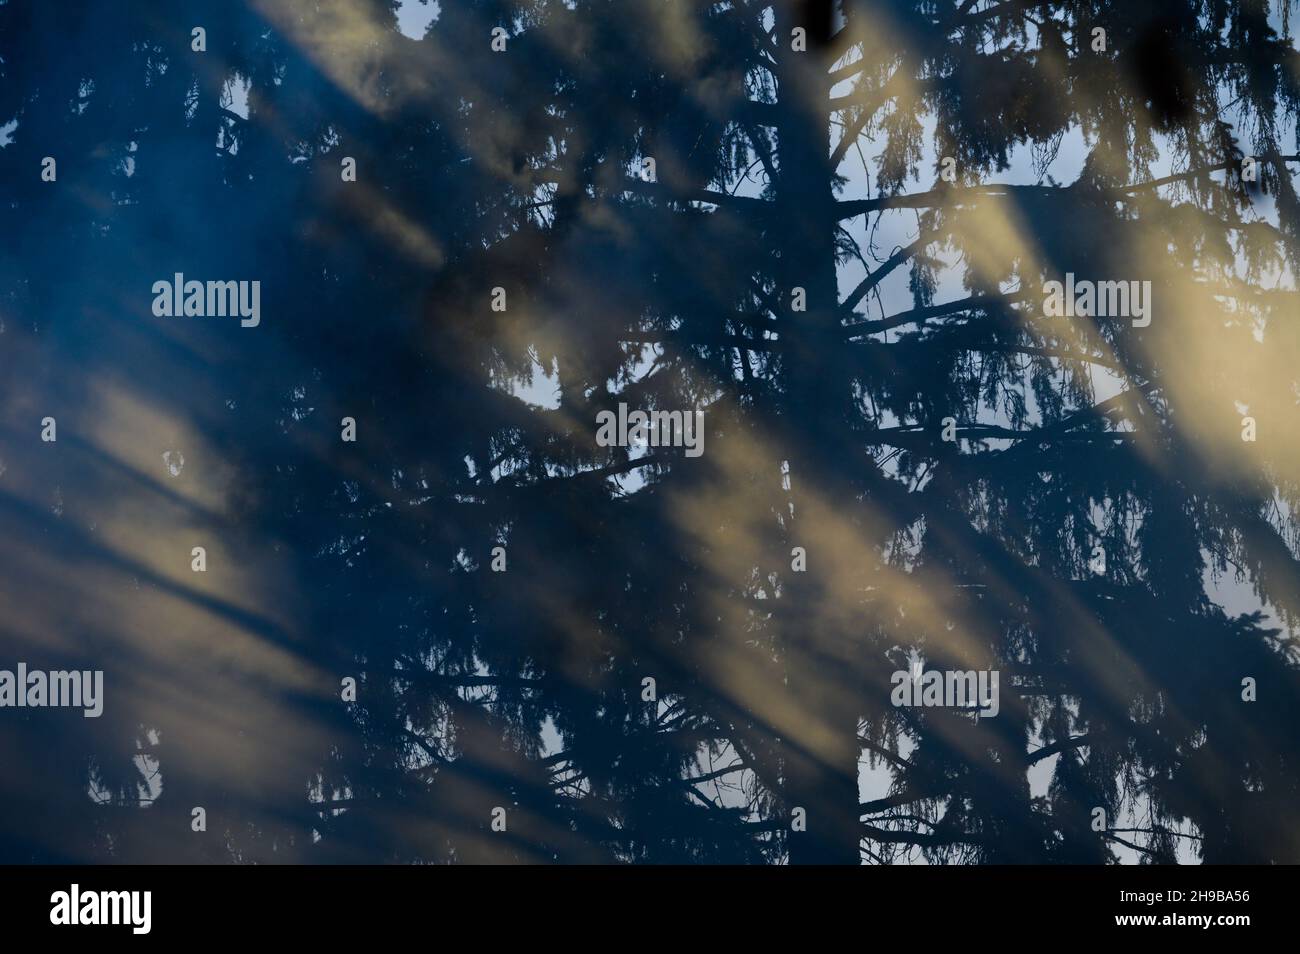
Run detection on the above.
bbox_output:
[864,420,1140,452]
[1118,155,1299,195]
[844,291,1033,337]
[862,822,983,847]
[839,228,945,316]
[742,121,779,184]
[947,0,1060,29]
[619,330,784,351]
[471,455,666,499]
[835,183,1056,220]
[829,65,917,169]
[832,156,1300,222]
[860,787,941,815]
[1027,734,1091,765]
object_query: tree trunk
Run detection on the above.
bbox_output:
[775,0,861,865]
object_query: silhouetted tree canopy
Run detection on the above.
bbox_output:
[1,0,1298,864]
